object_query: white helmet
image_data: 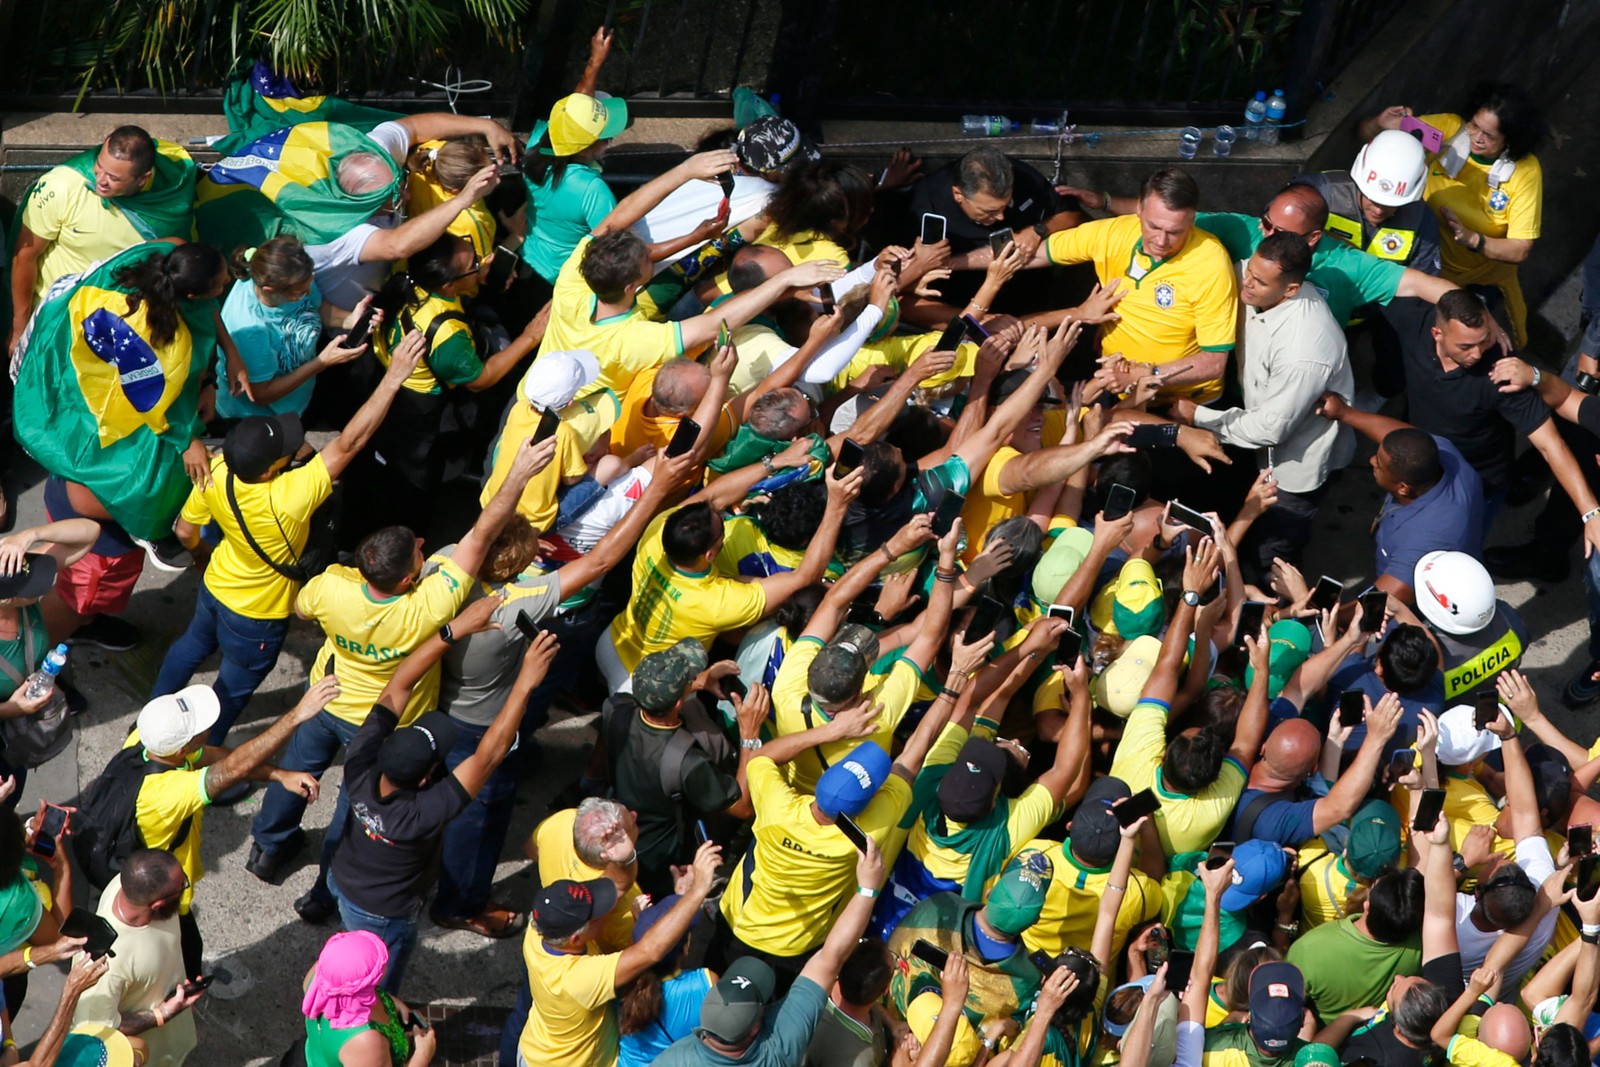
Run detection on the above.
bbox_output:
[1414,550,1496,635]
[1350,129,1428,208]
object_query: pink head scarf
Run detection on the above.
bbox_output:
[302,931,389,1029]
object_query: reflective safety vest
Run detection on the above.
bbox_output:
[1318,171,1423,264]
[375,286,474,395]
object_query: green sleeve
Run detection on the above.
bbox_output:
[1193,211,1259,261]
[428,332,485,387]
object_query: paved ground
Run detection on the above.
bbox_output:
[7,279,1597,1065]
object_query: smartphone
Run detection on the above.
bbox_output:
[61,912,117,961]
[965,595,1007,643]
[1337,690,1366,729]
[934,317,967,353]
[665,417,701,459]
[695,819,710,846]
[717,170,737,199]
[1386,747,1419,783]
[988,230,1014,257]
[1115,788,1162,828]
[1204,854,1230,870]
[1474,690,1500,732]
[1030,950,1057,975]
[1164,950,1195,993]
[1125,423,1179,450]
[168,973,217,1001]
[484,244,520,291]
[1571,824,1594,859]
[409,1013,432,1034]
[930,492,966,538]
[1166,500,1213,534]
[1102,483,1137,522]
[532,406,562,445]
[920,213,948,245]
[1208,841,1236,863]
[911,938,950,971]
[836,811,870,853]
[1310,576,1343,613]
[1358,590,1387,633]
[1056,626,1084,667]
[819,283,836,315]
[723,676,748,702]
[1580,855,1600,901]
[1412,787,1447,833]
[1234,601,1268,649]
[1046,604,1076,624]
[514,610,540,642]
[30,802,69,859]
[323,653,336,679]
[345,278,411,350]
[960,314,991,340]
[834,438,865,480]
[1399,115,1445,154]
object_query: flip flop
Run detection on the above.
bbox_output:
[432,907,523,939]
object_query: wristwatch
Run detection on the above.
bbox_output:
[740,738,764,751]
[1031,221,1050,239]
[1182,589,1202,607]
[438,624,457,645]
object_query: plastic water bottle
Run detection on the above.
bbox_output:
[1261,90,1288,146]
[22,645,68,701]
[1243,91,1267,141]
[961,115,1020,137]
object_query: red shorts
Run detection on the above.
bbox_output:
[54,549,144,617]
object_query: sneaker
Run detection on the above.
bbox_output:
[294,890,337,925]
[1562,661,1600,710]
[132,534,192,573]
[69,615,142,652]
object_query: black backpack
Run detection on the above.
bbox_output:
[73,746,194,890]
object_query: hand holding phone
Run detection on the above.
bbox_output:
[1234,601,1268,649]
[1056,626,1084,667]
[988,230,1014,258]
[1309,576,1343,613]
[30,802,69,859]
[1114,789,1161,828]
[1412,788,1446,833]
[964,596,1006,643]
[930,492,966,538]
[1399,115,1445,153]
[665,418,701,459]
[1166,500,1213,534]
[1337,690,1366,729]
[61,912,117,961]
[1473,690,1500,732]
[1102,483,1137,522]
[920,213,948,245]
[1571,824,1594,859]
[911,938,950,971]
[819,283,836,315]
[1125,423,1179,450]
[1358,590,1387,634]
[836,812,870,853]
[532,406,562,445]
[934,318,967,353]
[834,438,865,480]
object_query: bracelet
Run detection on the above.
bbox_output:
[968,301,990,312]
[880,544,897,564]
[857,886,879,898]
[1475,232,1487,252]
[22,945,35,970]
[1582,506,1600,524]
[152,1003,167,1027]
[939,685,964,700]
[1276,921,1300,933]
[935,570,958,584]
[1583,923,1600,937]
[740,737,763,751]
[1531,367,1542,388]
[974,715,1001,733]
[1584,931,1600,945]
[761,454,775,474]
[1101,191,1112,211]
[1106,883,1126,892]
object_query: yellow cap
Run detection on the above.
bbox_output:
[545,93,629,157]
[906,991,983,1066]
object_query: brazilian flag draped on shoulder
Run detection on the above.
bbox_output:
[13,243,216,541]
[195,121,400,252]
[11,140,197,249]
[213,61,402,156]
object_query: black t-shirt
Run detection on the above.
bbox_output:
[330,704,471,916]
[1339,953,1463,1067]
[1577,394,1600,439]
[1392,303,1551,496]
[907,158,1076,253]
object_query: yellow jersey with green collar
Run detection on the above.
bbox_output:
[1107,698,1248,855]
[1045,214,1237,402]
[296,557,474,726]
[1020,838,1163,961]
[479,405,589,533]
[405,141,496,259]
[122,731,208,913]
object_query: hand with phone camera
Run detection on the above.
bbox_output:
[1196,854,1235,899]
[732,681,770,743]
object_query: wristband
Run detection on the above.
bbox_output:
[761,454,775,474]
[974,715,1001,734]
[1106,883,1126,893]
[152,1003,167,1027]
[1531,367,1543,388]
[1583,923,1600,937]
[880,544,897,564]
[1584,931,1600,945]
[968,301,990,312]
[857,886,879,899]
[22,945,35,970]
[740,738,763,751]
[1583,506,1600,525]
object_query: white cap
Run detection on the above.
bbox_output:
[1435,704,1503,765]
[1414,551,1497,635]
[522,350,600,412]
[136,685,221,757]
[1350,129,1429,208]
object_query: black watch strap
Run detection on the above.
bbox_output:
[1032,221,1050,239]
[438,623,456,645]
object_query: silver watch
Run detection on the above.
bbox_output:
[740,738,764,751]
[1182,589,1202,607]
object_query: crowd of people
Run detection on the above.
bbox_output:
[0,25,1597,1067]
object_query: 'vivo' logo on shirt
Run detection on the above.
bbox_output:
[80,308,166,412]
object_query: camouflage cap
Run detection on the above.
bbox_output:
[633,638,709,713]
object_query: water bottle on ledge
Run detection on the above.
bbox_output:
[1262,90,1287,146]
[961,115,1020,137]
[1243,91,1267,141]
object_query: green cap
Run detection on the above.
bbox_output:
[1167,873,1247,951]
[984,849,1054,935]
[1244,620,1313,699]
[632,638,708,713]
[1344,798,1402,879]
[1295,1044,1342,1067]
[1031,526,1095,605]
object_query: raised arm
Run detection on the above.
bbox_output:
[678,259,846,353]
[397,114,518,161]
[750,464,860,607]
[614,842,721,986]
[797,838,886,988]
[557,451,699,594]
[1312,692,1401,833]
[899,518,962,672]
[800,515,934,643]
[892,629,996,781]
[1034,652,1092,806]
[453,632,559,796]
[1313,390,1411,447]
[378,596,501,713]
[594,150,737,237]
[1416,809,1460,963]
[1143,539,1219,707]
[1230,626,1272,770]
[452,435,558,578]
[362,166,498,263]
[320,328,422,479]
[206,675,340,797]
[1489,706,1541,844]
[1185,857,1234,1022]
[1496,669,1591,769]
[1094,811,1144,967]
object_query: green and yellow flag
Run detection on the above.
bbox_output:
[213,62,402,157]
[194,121,401,252]
[14,244,215,540]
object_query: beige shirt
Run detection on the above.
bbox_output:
[1192,280,1354,494]
[71,876,196,1067]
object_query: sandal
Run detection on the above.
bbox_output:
[432,906,523,940]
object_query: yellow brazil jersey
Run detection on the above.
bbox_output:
[122,733,208,914]
[771,637,924,795]
[531,235,685,407]
[609,363,737,461]
[479,404,589,533]
[961,444,1028,559]
[296,557,473,726]
[180,453,332,620]
[1045,214,1237,402]
[1108,699,1247,856]
[376,288,484,396]
[1447,1033,1521,1067]
[519,932,621,1067]
[533,807,641,952]
[836,331,980,392]
[19,165,159,298]
[720,757,912,955]
[609,507,768,673]
[712,225,851,299]
[713,515,844,583]
[406,141,496,259]
[1296,840,1359,929]
[1020,838,1163,961]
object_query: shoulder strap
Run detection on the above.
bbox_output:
[399,308,469,373]
[1233,789,1296,842]
[799,697,832,772]
[659,727,700,804]
[226,474,307,583]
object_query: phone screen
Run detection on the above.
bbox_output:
[1125,423,1177,450]
[1412,788,1447,833]
[1337,690,1366,729]
[988,230,1014,257]
[834,438,865,480]
[819,283,836,315]
[695,820,710,846]
[1115,789,1161,828]
[723,676,748,702]
[920,213,948,245]
[836,813,870,853]
[485,247,519,291]
[1056,626,1084,667]
[931,492,966,538]
[1165,950,1195,992]
[514,610,540,642]
[532,407,562,445]
[965,596,1006,643]
[1387,747,1418,783]
[1029,950,1057,975]
[1474,691,1500,731]
[37,804,67,841]
[1046,604,1075,624]
[1103,483,1137,522]
[1358,590,1387,633]
[1310,576,1343,613]
[1571,824,1594,858]
[717,319,730,351]
[934,318,967,353]
[61,912,118,960]
[911,938,950,971]
[1235,601,1268,648]
[665,418,701,459]
[1167,500,1212,533]
[1580,855,1600,900]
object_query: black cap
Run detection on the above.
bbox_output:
[1069,776,1131,866]
[223,413,305,481]
[532,877,619,940]
[0,554,58,601]
[936,738,1010,822]
[376,711,459,787]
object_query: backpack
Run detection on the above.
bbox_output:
[72,746,194,890]
[603,694,727,805]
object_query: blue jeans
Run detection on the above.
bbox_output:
[251,710,360,869]
[328,871,418,993]
[431,718,522,920]
[554,475,607,530]
[499,974,533,1067]
[151,585,290,745]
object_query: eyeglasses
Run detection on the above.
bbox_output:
[451,254,483,281]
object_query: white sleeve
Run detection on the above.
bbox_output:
[306,223,381,271]
[1174,1020,1206,1067]
[801,304,885,385]
[366,120,413,164]
[1515,835,1557,884]
[830,259,881,303]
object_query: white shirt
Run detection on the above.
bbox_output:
[306,120,411,312]
[1454,835,1557,988]
[1191,281,1354,494]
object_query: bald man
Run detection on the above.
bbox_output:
[610,358,739,461]
[1230,693,1403,847]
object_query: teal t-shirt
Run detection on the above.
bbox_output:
[0,604,51,703]
[1195,210,1406,324]
[215,277,325,418]
[522,119,618,284]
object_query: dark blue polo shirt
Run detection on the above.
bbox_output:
[1374,435,1484,587]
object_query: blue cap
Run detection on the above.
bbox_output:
[815,741,892,819]
[1220,839,1291,911]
